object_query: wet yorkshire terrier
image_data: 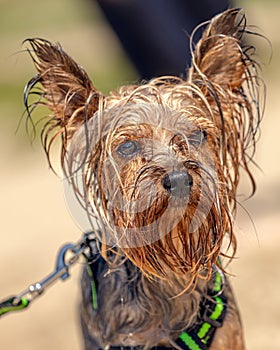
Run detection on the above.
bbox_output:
[24,8,264,350]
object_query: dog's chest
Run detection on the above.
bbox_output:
[81,260,202,347]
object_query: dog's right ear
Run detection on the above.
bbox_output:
[24,38,102,154]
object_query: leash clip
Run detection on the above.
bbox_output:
[13,243,77,304]
[0,231,96,317]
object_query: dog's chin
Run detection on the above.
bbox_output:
[103,197,225,280]
[104,190,193,248]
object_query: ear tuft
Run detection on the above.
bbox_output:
[188,9,265,198]
[189,8,247,89]
[24,38,102,167]
[25,38,101,124]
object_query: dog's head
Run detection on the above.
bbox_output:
[24,9,263,281]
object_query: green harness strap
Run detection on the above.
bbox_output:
[177,294,226,349]
[175,269,227,350]
[87,265,98,310]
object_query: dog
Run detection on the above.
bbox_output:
[24,8,263,350]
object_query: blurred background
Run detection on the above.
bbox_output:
[0,0,279,349]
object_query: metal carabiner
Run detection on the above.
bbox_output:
[11,243,77,306]
[0,233,96,317]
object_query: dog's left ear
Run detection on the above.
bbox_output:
[188,8,263,197]
[189,8,246,90]
[25,38,102,142]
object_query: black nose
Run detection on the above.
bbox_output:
[162,171,193,198]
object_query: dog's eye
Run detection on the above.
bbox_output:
[117,140,141,157]
[189,130,207,147]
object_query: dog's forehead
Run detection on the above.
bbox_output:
[70,86,215,156]
[104,101,178,127]
[101,98,209,136]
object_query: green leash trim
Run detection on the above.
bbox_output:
[0,297,29,316]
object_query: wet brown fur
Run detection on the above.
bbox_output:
[24,9,264,349]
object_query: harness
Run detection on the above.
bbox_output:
[0,233,227,350]
[88,253,227,350]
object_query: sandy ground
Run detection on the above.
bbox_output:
[0,2,280,349]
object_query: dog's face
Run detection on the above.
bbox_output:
[25,9,262,280]
[66,87,226,277]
